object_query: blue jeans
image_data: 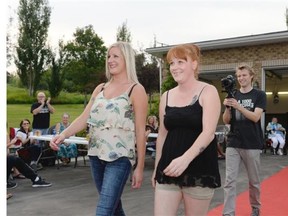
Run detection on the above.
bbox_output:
[89,156,132,216]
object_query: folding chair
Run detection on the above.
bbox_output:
[38,125,57,167]
[8,127,22,155]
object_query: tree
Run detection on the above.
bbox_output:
[7,14,14,83]
[6,15,13,69]
[7,6,17,80]
[161,67,177,93]
[47,41,66,98]
[15,0,51,96]
[116,20,132,42]
[136,53,159,94]
[286,7,288,29]
[115,21,159,93]
[63,25,107,103]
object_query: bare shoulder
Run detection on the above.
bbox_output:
[199,83,220,105]
[201,83,218,95]
[130,83,146,95]
[91,83,105,97]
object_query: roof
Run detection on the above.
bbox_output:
[145,30,288,58]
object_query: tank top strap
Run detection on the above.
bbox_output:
[128,83,137,97]
[100,83,106,92]
[198,85,208,99]
[166,90,170,106]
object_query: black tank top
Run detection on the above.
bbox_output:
[155,87,221,188]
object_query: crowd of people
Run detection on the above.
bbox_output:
[7,91,55,199]
[7,41,287,216]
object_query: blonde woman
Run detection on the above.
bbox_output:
[50,41,147,215]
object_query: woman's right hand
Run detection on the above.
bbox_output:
[49,134,65,151]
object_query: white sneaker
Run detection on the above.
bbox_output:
[277,149,283,156]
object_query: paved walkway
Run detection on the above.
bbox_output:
[7,153,288,216]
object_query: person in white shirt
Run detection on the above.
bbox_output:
[266,117,286,155]
[16,119,41,171]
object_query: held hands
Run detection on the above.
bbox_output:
[163,155,190,177]
[49,134,66,151]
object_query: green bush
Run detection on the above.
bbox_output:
[7,84,89,104]
[7,85,161,128]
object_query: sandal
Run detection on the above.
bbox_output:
[13,174,26,179]
[7,193,13,200]
[62,158,69,165]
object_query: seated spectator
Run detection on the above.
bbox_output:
[266,117,286,155]
[55,113,77,165]
[217,142,226,160]
[145,115,158,159]
[7,133,52,191]
[7,155,52,189]
[216,124,230,160]
[15,119,42,171]
[11,168,25,179]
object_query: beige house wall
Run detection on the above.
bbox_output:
[159,42,288,120]
[200,42,288,115]
[201,42,288,85]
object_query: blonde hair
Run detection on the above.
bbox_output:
[62,113,70,118]
[147,115,157,124]
[236,63,256,82]
[166,44,201,79]
[105,41,139,83]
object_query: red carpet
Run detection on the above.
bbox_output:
[208,166,288,216]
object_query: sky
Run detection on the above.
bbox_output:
[6,0,288,53]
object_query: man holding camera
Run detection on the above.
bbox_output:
[222,64,266,216]
[31,92,55,136]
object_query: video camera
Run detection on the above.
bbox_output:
[221,75,236,98]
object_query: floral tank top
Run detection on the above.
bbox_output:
[87,84,137,165]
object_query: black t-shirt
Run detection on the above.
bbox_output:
[227,88,267,149]
[30,102,50,129]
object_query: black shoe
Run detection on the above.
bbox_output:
[32,177,52,188]
[251,207,260,216]
[7,182,18,189]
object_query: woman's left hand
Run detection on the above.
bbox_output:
[163,155,190,177]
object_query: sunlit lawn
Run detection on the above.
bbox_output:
[7,104,85,128]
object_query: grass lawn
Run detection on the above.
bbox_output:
[7,104,85,128]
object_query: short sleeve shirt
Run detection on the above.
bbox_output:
[227,88,267,149]
[31,103,50,129]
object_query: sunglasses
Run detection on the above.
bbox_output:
[22,122,30,125]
